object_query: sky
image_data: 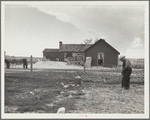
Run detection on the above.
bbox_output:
[3,1,147,58]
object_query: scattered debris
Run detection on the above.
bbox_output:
[70,84,75,87]
[60,82,71,88]
[46,103,54,107]
[102,78,107,83]
[5,106,18,113]
[68,91,77,95]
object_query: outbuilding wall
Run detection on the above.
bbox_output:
[85,40,119,67]
[43,52,60,61]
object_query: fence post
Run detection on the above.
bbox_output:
[31,55,32,72]
[84,63,85,72]
[83,52,85,72]
[4,51,6,57]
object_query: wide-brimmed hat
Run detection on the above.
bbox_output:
[119,56,125,60]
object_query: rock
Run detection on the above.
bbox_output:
[57,107,65,114]
[60,91,65,94]
[68,94,73,98]
[103,78,106,83]
[70,84,75,87]
[75,76,81,79]
[68,91,77,94]
[60,82,71,88]
[46,103,54,107]
[30,91,35,95]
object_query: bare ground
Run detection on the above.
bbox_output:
[4,68,144,114]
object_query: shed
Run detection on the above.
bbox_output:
[43,49,60,61]
[84,39,120,67]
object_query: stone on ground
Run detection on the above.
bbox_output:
[57,107,65,114]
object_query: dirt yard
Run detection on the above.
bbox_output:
[4,67,144,114]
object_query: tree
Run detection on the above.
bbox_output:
[94,37,100,43]
[84,38,93,44]
[83,38,102,44]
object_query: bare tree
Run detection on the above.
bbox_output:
[84,38,93,44]
[94,37,100,43]
[83,38,102,44]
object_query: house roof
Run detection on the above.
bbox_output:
[84,39,120,54]
[43,49,59,53]
[59,44,92,52]
[43,39,120,54]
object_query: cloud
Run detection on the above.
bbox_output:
[27,4,145,44]
[131,38,143,48]
[125,38,144,58]
[27,4,80,23]
[71,5,145,53]
[4,3,146,58]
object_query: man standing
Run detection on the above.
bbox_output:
[5,59,10,69]
[23,59,28,69]
[119,56,132,93]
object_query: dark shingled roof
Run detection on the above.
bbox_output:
[43,49,59,53]
[59,44,92,52]
[43,39,120,54]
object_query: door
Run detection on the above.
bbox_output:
[97,53,104,66]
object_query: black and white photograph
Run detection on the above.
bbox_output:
[1,1,149,119]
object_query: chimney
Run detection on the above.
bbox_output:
[59,41,62,49]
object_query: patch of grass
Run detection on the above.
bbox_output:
[74,83,144,114]
[6,89,21,93]
[53,97,77,113]
[17,105,46,113]
[72,96,81,99]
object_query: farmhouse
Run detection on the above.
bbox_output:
[43,39,120,67]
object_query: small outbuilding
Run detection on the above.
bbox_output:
[43,49,60,61]
[84,39,120,67]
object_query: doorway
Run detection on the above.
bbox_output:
[97,53,104,66]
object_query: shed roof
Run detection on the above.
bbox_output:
[84,39,120,54]
[59,44,92,52]
[43,49,59,53]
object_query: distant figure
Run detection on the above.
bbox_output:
[5,59,10,69]
[23,59,28,68]
[119,56,132,92]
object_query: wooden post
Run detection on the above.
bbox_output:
[83,52,85,72]
[31,55,33,72]
[84,62,85,72]
[4,51,6,57]
[117,55,119,68]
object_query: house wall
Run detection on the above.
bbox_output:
[59,52,66,61]
[63,52,84,65]
[85,40,119,67]
[43,52,83,62]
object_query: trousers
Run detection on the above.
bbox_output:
[122,67,132,90]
